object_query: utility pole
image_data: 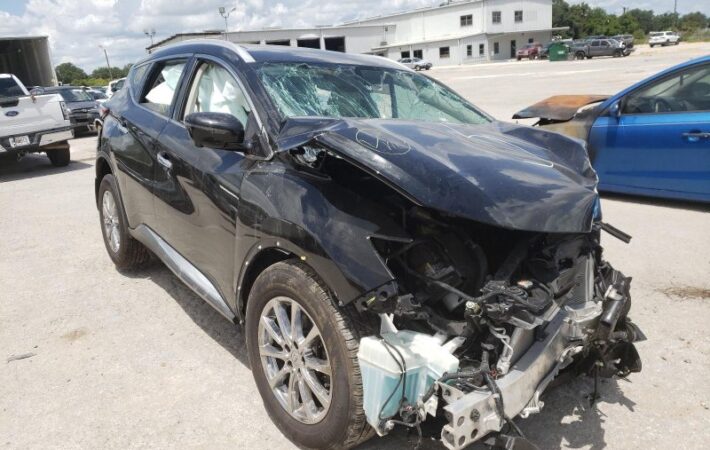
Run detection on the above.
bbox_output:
[219,6,236,33]
[144,28,156,49]
[98,45,113,80]
[673,0,678,27]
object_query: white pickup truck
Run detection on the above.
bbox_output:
[0,74,74,166]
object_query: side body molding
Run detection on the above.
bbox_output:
[132,225,235,321]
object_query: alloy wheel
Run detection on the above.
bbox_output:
[257,296,333,424]
[102,190,120,253]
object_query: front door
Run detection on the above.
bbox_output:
[510,40,516,58]
[589,62,710,199]
[153,58,259,302]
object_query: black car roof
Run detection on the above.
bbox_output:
[142,39,407,71]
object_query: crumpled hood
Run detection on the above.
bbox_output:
[276,118,599,233]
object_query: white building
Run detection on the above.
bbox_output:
[149,0,564,65]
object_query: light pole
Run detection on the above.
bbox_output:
[144,28,156,48]
[98,45,114,80]
[218,6,236,33]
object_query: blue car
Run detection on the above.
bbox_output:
[514,55,710,202]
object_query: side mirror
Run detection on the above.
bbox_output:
[184,112,246,151]
[608,100,622,119]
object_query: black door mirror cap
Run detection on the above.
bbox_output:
[184,112,246,151]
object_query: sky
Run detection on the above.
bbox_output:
[0,0,707,73]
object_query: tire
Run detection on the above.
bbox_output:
[98,174,151,270]
[675,41,679,45]
[246,260,373,450]
[576,52,585,60]
[46,145,70,167]
[414,65,420,71]
[529,54,534,60]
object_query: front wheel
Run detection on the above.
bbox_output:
[246,260,373,449]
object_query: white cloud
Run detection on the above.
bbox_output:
[0,0,707,73]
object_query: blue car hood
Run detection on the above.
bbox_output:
[277,118,599,233]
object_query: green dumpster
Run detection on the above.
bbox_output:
[548,42,569,62]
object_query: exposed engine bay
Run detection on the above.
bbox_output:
[356,209,643,449]
[283,119,644,450]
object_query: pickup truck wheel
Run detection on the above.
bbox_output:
[46,145,70,167]
[575,52,585,60]
[246,260,373,449]
[98,174,151,269]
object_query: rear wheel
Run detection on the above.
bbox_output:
[46,144,70,167]
[246,260,373,449]
[575,52,585,60]
[98,174,151,269]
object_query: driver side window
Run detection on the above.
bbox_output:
[184,62,251,126]
[623,64,710,114]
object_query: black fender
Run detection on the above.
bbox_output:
[233,157,409,318]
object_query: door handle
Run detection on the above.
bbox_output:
[682,132,710,142]
[157,151,173,170]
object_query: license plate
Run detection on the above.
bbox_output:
[9,135,30,148]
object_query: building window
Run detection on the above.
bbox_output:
[439,47,450,58]
[460,14,473,27]
[413,49,423,59]
[466,45,472,57]
[479,43,485,55]
[492,11,501,24]
[494,42,499,54]
[528,37,534,43]
[515,10,523,22]
[401,50,410,58]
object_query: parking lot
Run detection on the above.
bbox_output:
[1,42,709,450]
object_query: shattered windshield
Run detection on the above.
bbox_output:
[256,62,490,125]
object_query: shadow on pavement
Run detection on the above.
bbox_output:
[120,262,250,369]
[0,152,92,181]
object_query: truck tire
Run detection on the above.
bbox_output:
[246,260,373,450]
[98,174,151,270]
[46,145,70,167]
[576,51,585,60]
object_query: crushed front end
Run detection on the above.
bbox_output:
[355,215,643,449]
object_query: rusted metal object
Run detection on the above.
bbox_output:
[513,95,609,121]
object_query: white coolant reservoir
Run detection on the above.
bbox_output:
[357,315,460,434]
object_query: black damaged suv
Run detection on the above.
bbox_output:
[96,41,642,450]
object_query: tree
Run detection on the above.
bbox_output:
[652,12,679,31]
[55,62,87,85]
[680,12,708,32]
[625,9,655,33]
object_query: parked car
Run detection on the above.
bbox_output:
[85,88,108,103]
[0,73,73,166]
[513,55,710,202]
[397,57,432,70]
[573,38,627,59]
[97,41,643,450]
[40,86,100,134]
[105,77,126,98]
[649,31,680,47]
[516,43,542,60]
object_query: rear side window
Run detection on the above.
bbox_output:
[128,64,149,99]
[140,60,187,116]
[0,77,24,98]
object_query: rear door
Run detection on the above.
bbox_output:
[109,58,188,228]
[589,62,710,199]
[153,55,261,303]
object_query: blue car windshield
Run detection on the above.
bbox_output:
[256,62,490,125]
